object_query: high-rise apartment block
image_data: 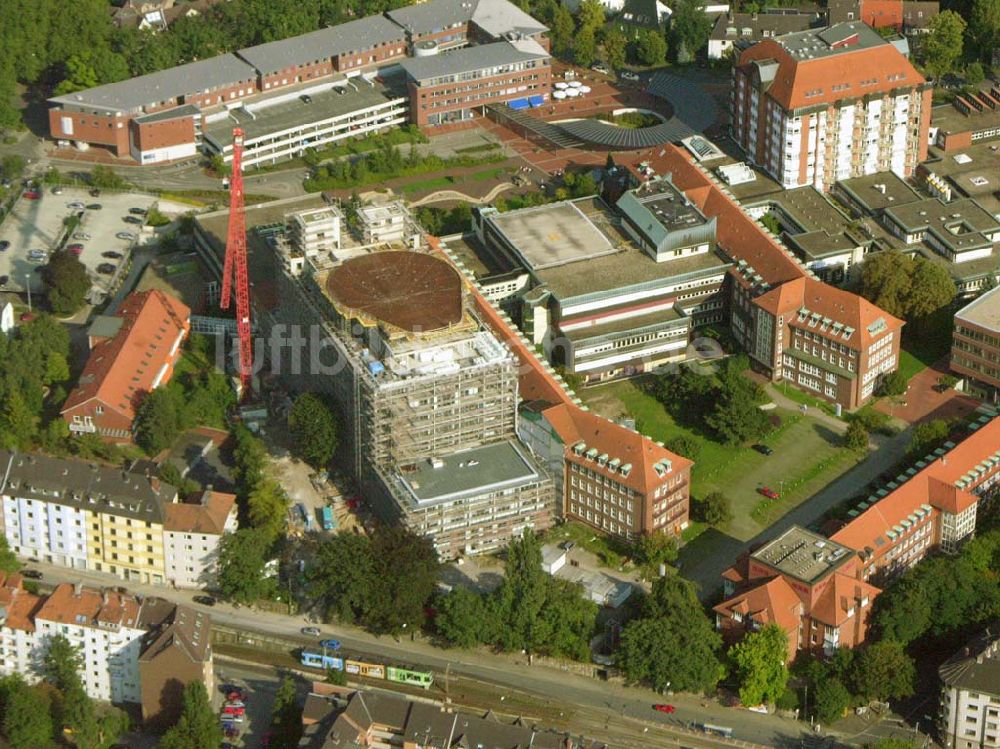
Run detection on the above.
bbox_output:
[940,627,1000,749]
[731,21,931,191]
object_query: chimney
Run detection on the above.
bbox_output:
[74,583,82,596]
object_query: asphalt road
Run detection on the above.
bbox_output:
[30,562,850,749]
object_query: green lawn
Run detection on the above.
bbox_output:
[398,176,455,194]
[898,316,953,380]
[580,378,861,541]
[897,348,928,381]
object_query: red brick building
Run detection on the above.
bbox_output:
[61,290,191,442]
[715,526,882,660]
[952,285,1000,401]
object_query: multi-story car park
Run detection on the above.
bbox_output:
[730,21,931,192]
[47,0,552,166]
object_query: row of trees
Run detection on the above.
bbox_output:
[860,251,956,333]
[918,0,1000,81]
[0,635,129,749]
[435,531,598,660]
[647,355,772,446]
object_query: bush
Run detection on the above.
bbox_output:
[877,370,908,397]
[694,491,732,526]
[776,687,799,711]
[665,435,700,460]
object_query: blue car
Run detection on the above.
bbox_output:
[319,639,341,651]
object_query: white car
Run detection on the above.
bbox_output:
[620,70,640,82]
[73,232,91,240]
[27,249,48,262]
[116,232,137,241]
[67,201,85,210]
[591,62,610,75]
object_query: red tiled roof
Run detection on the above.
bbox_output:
[62,290,190,421]
[831,417,1000,556]
[713,576,802,634]
[755,276,905,350]
[0,572,40,633]
[541,403,691,495]
[810,573,881,627]
[164,490,237,534]
[36,583,142,630]
[736,30,926,111]
[861,0,904,28]
[633,145,805,288]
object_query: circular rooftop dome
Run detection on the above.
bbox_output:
[326,251,463,334]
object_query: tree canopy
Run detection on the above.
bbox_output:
[217,528,277,604]
[921,10,967,77]
[42,251,91,316]
[730,624,789,707]
[618,575,724,692]
[860,251,955,327]
[159,682,221,749]
[669,0,713,62]
[288,393,338,469]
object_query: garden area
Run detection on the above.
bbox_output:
[579,358,862,542]
[594,110,662,128]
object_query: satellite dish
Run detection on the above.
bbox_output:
[0,303,13,335]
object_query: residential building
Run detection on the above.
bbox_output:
[162,490,238,589]
[731,22,931,191]
[137,597,214,728]
[288,206,343,256]
[939,626,1000,749]
[0,578,212,719]
[708,9,826,60]
[400,39,551,126]
[0,451,235,586]
[356,201,416,246]
[828,0,939,34]
[299,688,604,749]
[471,189,730,383]
[615,0,672,39]
[61,290,191,442]
[716,526,881,660]
[953,287,1000,402]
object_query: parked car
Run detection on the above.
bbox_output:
[102,251,123,259]
[300,94,313,104]
[318,639,341,651]
[89,188,101,197]
[620,70,640,82]
[86,203,102,210]
[652,704,676,714]
[51,186,63,195]
[0,240,9,251]
[96,263,116,275]
[23,190,40,200]
[0,276,8,287]
[116,231,137,241]
[752,444,773,456]
[21,570,42,579]
[27,249,47,262]
[757,485,780,499]
[591,62,610,74]
[72,232,91,240]
[68,201,85,210]
[123,215,142,224]
[128,207,147,215]
[68,245,84,256]
[193,595,216,606]
[301,626,321,636]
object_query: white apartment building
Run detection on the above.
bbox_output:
[163,490,238,589]
[35,584,147,703]
[288,206,343,256]
[2,496,90,570]
[940,628,1000,749]
[731,22,931,192]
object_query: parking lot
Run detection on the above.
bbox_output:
[0,187,158,300]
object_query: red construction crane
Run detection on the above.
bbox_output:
[220,127,253,396]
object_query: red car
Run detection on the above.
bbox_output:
[67,244,84,255]
[23,191,40,200]
[757,486,780,499]
[653,704,676,714]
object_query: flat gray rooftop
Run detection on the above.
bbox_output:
[886,197,1000,237]
[488,199,616,271]
[836,171,921,213]
[397,441,539,504]
[777,21,887,61]
[768,186,853,236]
[751,525,855,584]
[956,285,1000,332]
[205,81,405,146]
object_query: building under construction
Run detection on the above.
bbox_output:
[240,201,556,558]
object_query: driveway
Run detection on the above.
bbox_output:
[875,358,980,424]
